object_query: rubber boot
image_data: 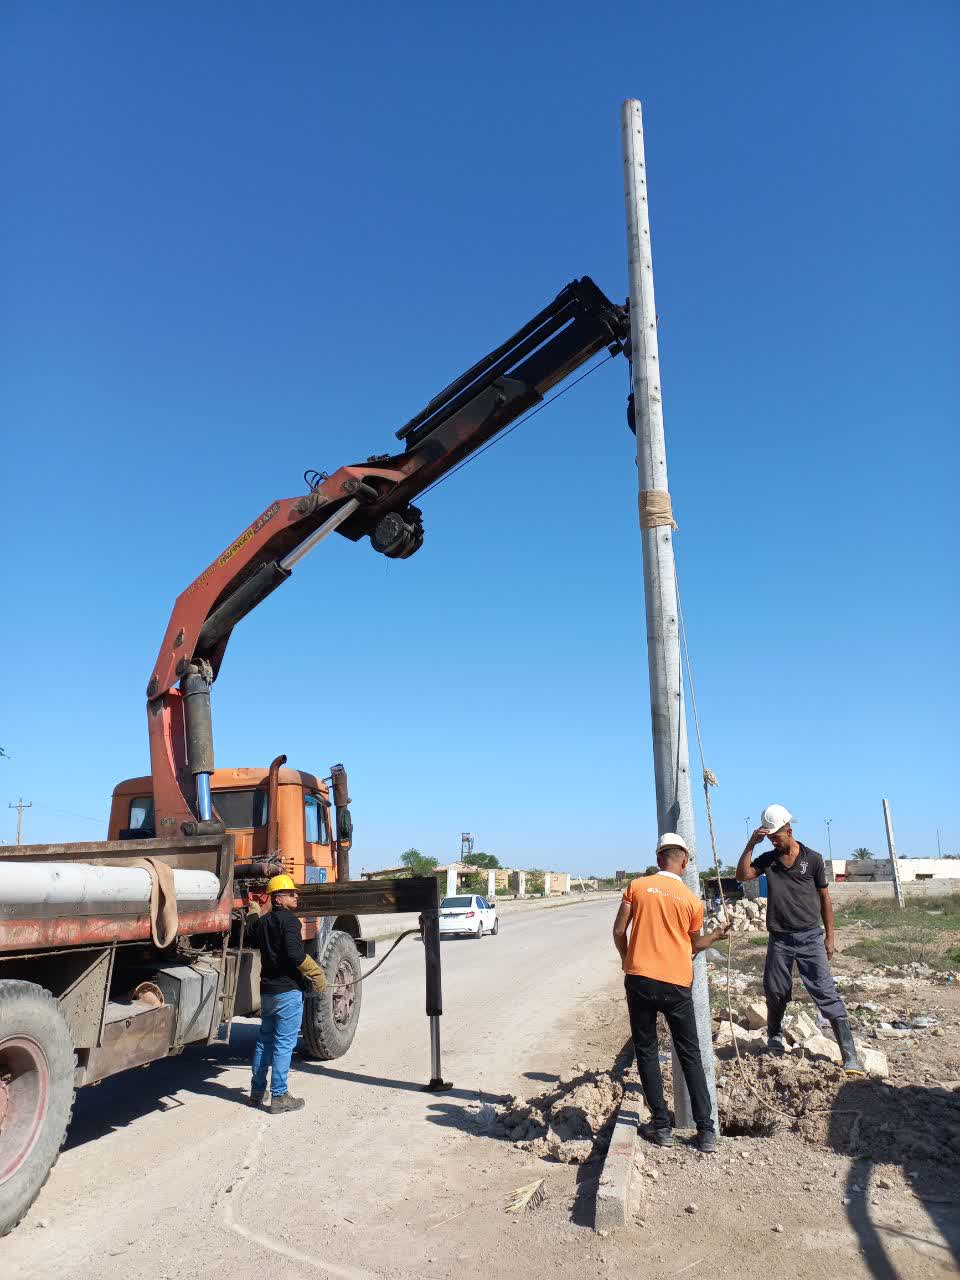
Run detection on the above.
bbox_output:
[270,1092,306,1114]
[766,995,788,1056]
[830,1017,865,1075]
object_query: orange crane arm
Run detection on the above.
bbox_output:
[145,277,630,834]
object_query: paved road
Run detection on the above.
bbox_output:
[6,896,625,1280]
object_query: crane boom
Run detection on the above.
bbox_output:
[146,277,630,834]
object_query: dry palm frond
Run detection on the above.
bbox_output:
[505,1179,545,1214]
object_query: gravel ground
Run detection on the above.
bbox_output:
[5,901,957,1279]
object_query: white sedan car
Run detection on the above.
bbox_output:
[438,894,499,938]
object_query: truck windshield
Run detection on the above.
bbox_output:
[213,789,268,829]
[127,789,267,830]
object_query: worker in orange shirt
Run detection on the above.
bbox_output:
[613,834,730,1153]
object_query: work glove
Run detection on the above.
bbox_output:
[298,954,328,995]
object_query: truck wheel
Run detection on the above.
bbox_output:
[300,931,362,1060]
[0,981,75,1237]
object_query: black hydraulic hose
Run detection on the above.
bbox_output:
[304,927,421,995]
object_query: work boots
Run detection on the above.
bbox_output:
[766,995,788,1056]
[695,1129,718,1154]
[637,1122,674,1148]
[270,1092,306,1114]
[830,1017,866,1075]
[248,1090,265,1108]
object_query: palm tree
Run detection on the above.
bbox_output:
[852,847,873,860]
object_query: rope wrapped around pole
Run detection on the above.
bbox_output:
[638,489,678,530]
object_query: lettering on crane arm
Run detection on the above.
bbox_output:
[186,503,282,596]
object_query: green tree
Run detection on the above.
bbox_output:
[470,852,500,869]
[400,847,439,877]
[464,871,492,894]
[852,847,873,860]
[526,868,545,896]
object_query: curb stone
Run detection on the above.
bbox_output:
[595,1074,645,1232]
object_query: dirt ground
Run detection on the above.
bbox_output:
[464,912,960,1280]
[4,901,958,1279]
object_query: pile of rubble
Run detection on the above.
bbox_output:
[714,1053,960,1162]
[713,999,889,1077]
[704,896,767,934]
[488,1066,624,1164]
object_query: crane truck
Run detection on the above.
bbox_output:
[0,276,630,1234]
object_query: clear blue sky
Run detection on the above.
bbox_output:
[2,3,957,870]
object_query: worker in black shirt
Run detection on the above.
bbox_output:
[247,874,328,1112]
[736,805,864,1075]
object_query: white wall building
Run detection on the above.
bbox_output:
[830,858,960,882]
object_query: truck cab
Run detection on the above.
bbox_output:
[110,765,338,887]
[108,761,364,958]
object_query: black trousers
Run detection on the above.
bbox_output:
[624,974,714,1134]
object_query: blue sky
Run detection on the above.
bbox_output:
[2,3,957,871]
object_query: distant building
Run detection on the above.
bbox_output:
[361,862,572,896]
[829,858,960,883]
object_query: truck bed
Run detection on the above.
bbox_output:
[0,834,234,953]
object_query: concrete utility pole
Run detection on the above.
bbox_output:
[8,797,32,846]
[621,99,717,1131]
[882,798,906,909]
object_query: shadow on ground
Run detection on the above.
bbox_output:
[828,1078,960,1279]
[65,1022,263,1150]
[423,1037,635,1228]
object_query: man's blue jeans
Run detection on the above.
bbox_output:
[251,988,303,1097]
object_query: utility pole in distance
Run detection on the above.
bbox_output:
[8,797,32,846]
[882,798,905,909]
[621,99,717,1132]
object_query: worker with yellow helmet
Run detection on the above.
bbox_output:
[247,874,328,1112]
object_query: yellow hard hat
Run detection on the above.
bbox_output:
[266,874,297,894]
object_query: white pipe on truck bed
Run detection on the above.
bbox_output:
[0,862,220,909]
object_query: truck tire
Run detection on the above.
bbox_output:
[0,981,76,1237]
[300,931,362,1060]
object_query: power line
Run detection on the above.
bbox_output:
[32,803,106,826]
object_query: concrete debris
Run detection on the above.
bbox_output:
[713,996,892,1079]
[475,1102,499,1129]
[743,1002,767,1031]
[714,1023,767,1053]
[858,1048,890,1078]
[785,1012,818,1045]
[802,1035,843,1065]
[705,897,768,935]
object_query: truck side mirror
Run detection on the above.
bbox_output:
[337,808,353,841]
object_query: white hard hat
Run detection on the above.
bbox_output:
[656,832,689,855]
[760,804,792,834]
